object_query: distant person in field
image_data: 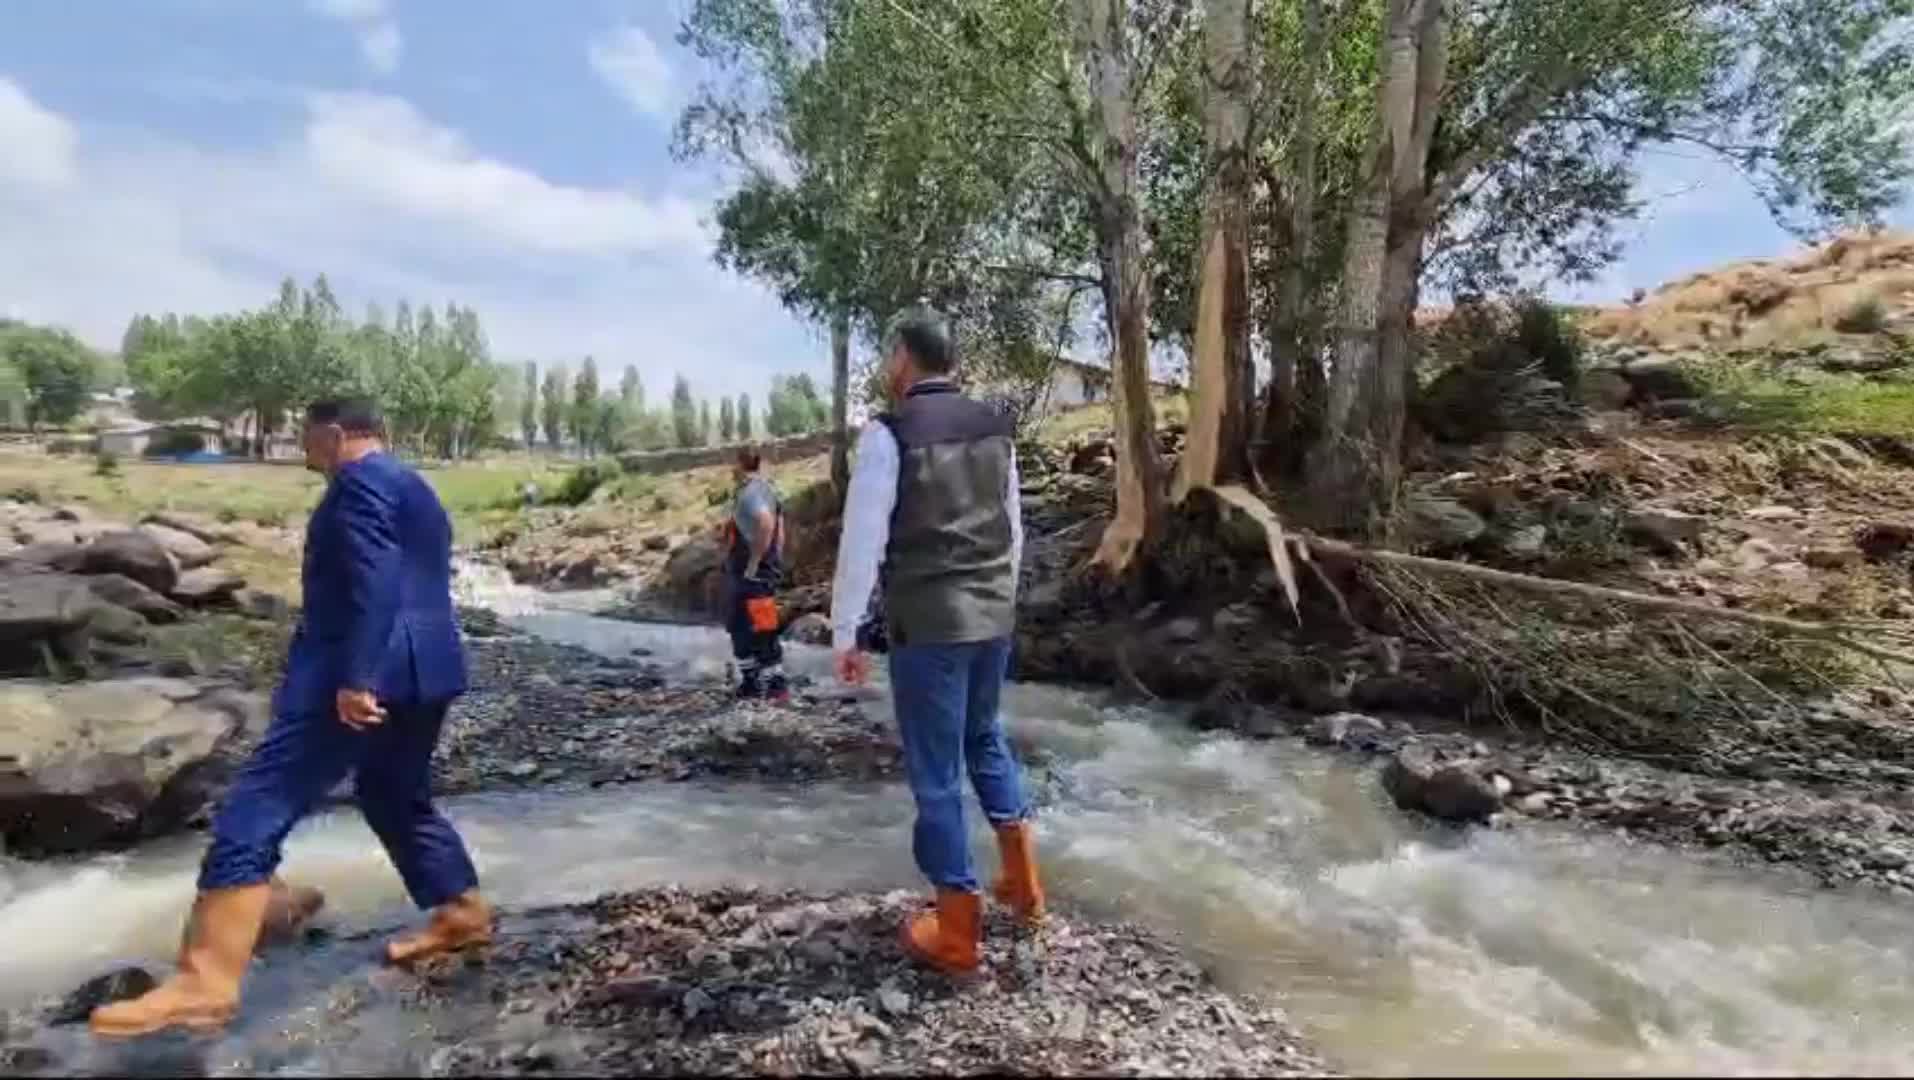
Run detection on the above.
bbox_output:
[91,398,491,1039]
[724,444,790,701]
[829,305,1045,975]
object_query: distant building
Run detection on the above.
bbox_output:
[97,419,230,459]
[1010,357,1185,414]
[79,390,138,431]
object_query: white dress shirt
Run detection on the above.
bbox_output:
[828,394,1023,653]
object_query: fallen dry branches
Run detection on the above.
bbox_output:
[1302,535,1914,668]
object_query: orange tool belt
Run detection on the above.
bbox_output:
[724,513,785,634]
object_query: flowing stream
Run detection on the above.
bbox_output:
[2,567,1912,1075]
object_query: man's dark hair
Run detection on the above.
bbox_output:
[736,445,764,472]
[887,306,955,375]
[306,398,384,437]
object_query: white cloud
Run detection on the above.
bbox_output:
[302,92,707,255]
[308,0,404,75]
[588,25,674,119]
[309,0,385,18]
[0,78,817,400]
[359,22,403,75]
[0,78,78,189]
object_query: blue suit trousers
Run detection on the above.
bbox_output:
[197,700,478,910]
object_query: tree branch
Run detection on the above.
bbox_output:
[1538,111,1774,160]
[980,263,1104,287]
[1303,535,1914,668]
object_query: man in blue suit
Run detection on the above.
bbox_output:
[92,398,491,1038]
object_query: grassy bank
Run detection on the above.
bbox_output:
[1698,368,1914,438]
[0,448,568,593]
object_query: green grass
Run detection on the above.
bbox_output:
[0,448,568,593]
[1693,362,1914,438]
[1036,392,1190,443]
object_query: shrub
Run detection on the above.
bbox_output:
[553,460,621,507]
[1833,295,1888,335]
[1418,296,1587,442]
[1512,297,1586,390]
[93,450,120,477]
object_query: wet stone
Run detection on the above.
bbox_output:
[49,967,157,1027]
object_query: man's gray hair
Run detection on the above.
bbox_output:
[884,304,955,374]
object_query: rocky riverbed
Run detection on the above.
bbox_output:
[2,887,1327,1077]
[1198,692,1914,899]
[437,629,902,793]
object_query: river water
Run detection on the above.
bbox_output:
[2,569,1911,1075]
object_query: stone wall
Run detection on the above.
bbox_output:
[616,431,833,476]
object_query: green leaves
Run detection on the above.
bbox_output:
[0,321,98,429]
[120,278,503,457]
[672,373,699,448]
[764,373,828,436]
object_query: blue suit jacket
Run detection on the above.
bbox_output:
[275,451,468,716]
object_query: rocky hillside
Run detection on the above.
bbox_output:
[1582,229,1914,350]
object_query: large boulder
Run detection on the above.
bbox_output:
[170,566,246,607]
[783,611,832,646]
[74,531,180,595]
[10,518,81,549]
[0,571,111,672]
[1404,495,1488,552]
[5,540,83,570]
[1624,508,1705,557]
[140,510,241,546]
[662,534,724,617]
[1577,367,1635,410]
[1618,356,1701,402]
[0,678,268,854]
[86,574,187,624]
[1381,744,1505,824]
[138,523,219,570]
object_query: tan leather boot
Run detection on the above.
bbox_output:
[385,890,493,967]
[989,821,1046,927]
[900,889,982,974]
[258,876,326,952]
[90,884,272,1038]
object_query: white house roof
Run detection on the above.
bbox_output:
[1054,355,1185,390]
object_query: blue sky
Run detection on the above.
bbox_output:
[0,1,1903,401]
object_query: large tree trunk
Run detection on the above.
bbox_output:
[1264,0,1323,477]
[1305,0,1427,535]
[1078,0,1164,575]
[1176,0,1254,500]
[1372,0,1450,526]
[829,309,851,494]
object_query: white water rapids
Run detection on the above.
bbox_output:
[0,564,1909,1075]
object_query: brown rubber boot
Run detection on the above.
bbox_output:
[90,884,272,1038]
[900,889,982,974]
[385,890,493,968]
[989,821,1046,927]
[257,876,326,952]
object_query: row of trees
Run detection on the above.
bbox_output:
[124,277,504,458]
[114,275,836,459]
[516,361,834,456]
[0,320,109,429]
[677,0,1912,565]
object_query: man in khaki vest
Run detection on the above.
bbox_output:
[830,306,1044,974]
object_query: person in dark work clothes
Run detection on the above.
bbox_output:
[830,306,1045,975]
[724,445,790,700]
[91,398,491,1038]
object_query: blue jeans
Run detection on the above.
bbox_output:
[198,701,479,910]
[888,636,1029,893]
